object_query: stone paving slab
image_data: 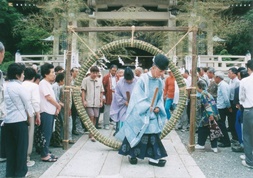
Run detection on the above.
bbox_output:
[40,130,206,178]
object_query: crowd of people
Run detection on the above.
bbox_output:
[109,59,253,170]
[192,65,253,170]
[0,39,253,177]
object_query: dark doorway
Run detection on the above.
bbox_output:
[105,48,154,69]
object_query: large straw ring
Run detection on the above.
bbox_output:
[73,39,187,149]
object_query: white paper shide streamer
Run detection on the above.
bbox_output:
[118,56,124,65]
[135,56,139,68]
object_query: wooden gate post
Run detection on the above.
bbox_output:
[63,22,72,150]
[188,26,198,152]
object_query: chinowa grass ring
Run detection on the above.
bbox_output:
[73,39,187,149]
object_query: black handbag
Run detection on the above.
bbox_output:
[209,120,224,141]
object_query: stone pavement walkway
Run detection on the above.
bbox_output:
[40,129,205,178]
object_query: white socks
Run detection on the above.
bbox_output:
[149,158,159,163]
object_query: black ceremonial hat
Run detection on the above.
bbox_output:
[124,67,134,80]
[153,54,169,70]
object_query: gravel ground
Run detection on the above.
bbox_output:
[176,129,253,178]
[1,121,252,178]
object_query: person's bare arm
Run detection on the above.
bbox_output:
[82,89,87,107]
[45,95,61,114]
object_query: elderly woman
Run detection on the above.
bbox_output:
[195,80,220,153]
[4,63,34,177]
[39,63,61,162]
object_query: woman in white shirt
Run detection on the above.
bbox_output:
[39,63,61,162]
[22,67,41,167]
[4,63,33,177]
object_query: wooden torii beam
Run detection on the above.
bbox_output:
[73,26,189,32]
[64,25,198,152]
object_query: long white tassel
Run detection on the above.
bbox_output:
[118,56,124,65]
[135,56,139,68]
[102,54,110,63]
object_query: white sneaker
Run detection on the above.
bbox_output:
[104,125,110,130]
[240,155,246,160]
[110,122,116,126]
[25,171,31,177]
[242,160,253,169]
[211,148,218,153]
[0,158,6,162]
[195,144,205,150]
[27,160,35,167]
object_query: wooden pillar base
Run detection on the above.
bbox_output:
[62,140,69,150]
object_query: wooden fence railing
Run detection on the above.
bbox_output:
[15,53,250,72]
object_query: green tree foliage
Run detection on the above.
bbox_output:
[0,51,15,73]
[11,0,85,55]
[0,1,21,69]
[13,13,53,55]
[219,49,231,61]
[3,0,252,59]
[0,1,21,57]
[176,1,253,55]
[0,61,14,73]
[224,9,253,55]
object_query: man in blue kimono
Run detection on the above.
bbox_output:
[116,54,169,167]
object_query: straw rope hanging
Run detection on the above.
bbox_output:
[72,38,187,149]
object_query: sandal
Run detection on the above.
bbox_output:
[41,157,57,162]
[49,154,58,159]
[90,137,96,142]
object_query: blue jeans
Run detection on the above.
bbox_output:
[40,112,54,158]
[165,98,173,120]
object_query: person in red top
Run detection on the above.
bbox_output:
[163,69,175,119]
[102,65,119,129]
